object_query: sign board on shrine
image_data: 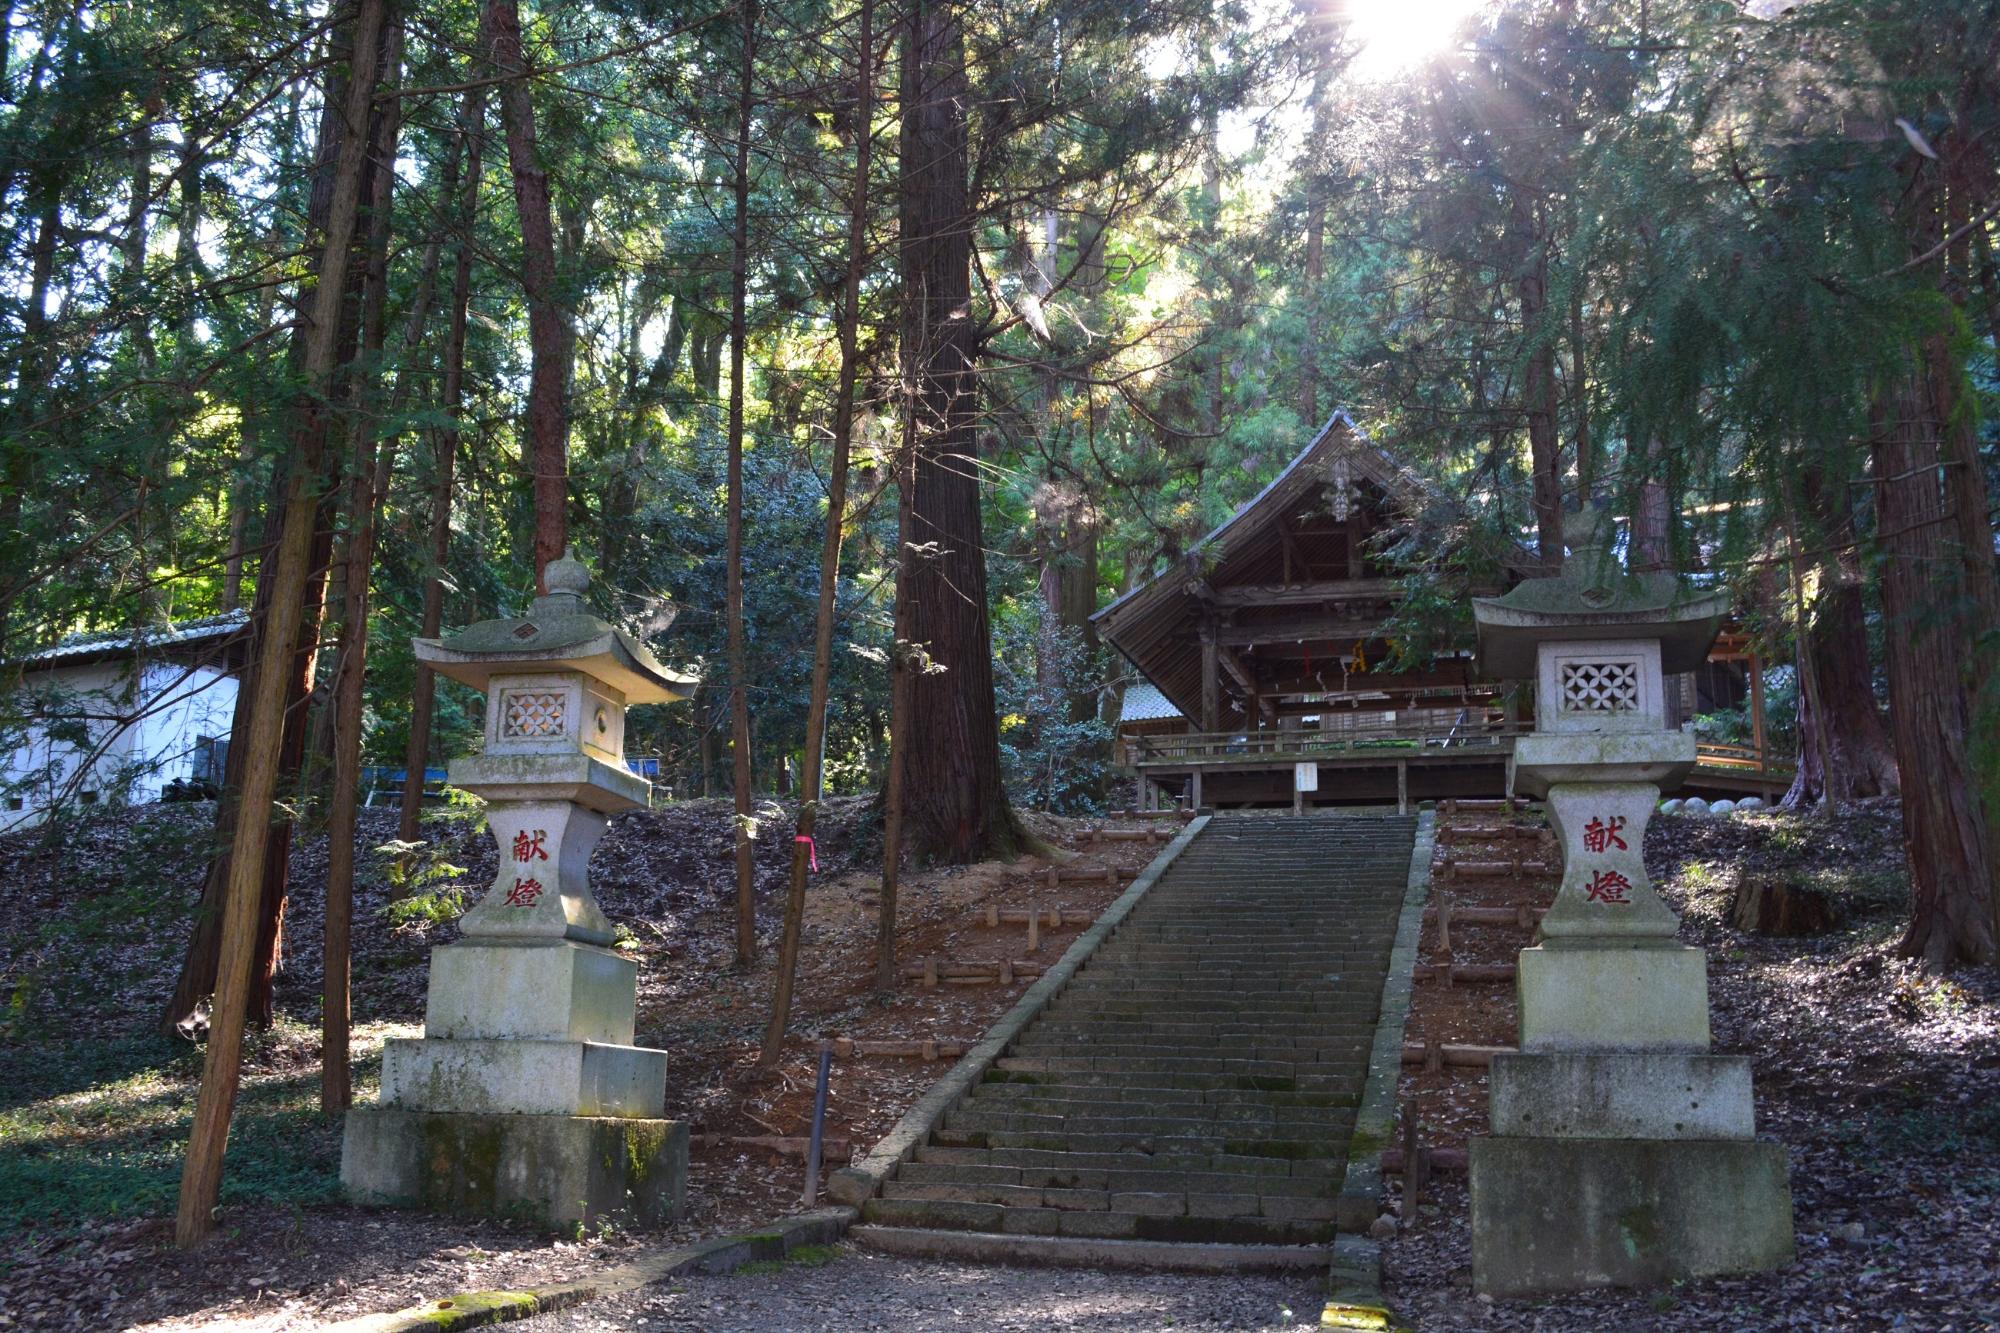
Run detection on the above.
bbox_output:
[1294,762,1318,792]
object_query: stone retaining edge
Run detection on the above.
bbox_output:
[316,1206,857,1332]
[825,814,1214,1208]
[1324,809,1435,1329]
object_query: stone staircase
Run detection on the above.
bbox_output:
[853,813,1416,1263]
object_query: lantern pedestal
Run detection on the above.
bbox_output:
[1466,507,1792,1296]
[342,553,698,1228]
[1468,1136,1795,1297]
[341,1110,689,1228]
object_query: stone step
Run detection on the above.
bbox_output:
[859,1197,1334,1246]
[970,1082,1359,1110]
[982,1068,1362,1095]
[880,1179,1342,1223]
[1023,1021,1369,1041]
[948,1096,1360,1128]
[1052,984,1387,1002]
[1027,1011,1370,1029]
[932,1126,1350,1160]
[848,1225,1330,1274]
[1040,996,1384,1016]
[863,811,1416,1263]
[912,1144,1346,1179]
[992,1056,1336,1079]
[966,1086,1355,1115]
[1080,956,1393,970]
[896,1159,1341,1197]
[1011,1043,1372,1063]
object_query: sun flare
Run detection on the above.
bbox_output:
[1344,0,1488,81]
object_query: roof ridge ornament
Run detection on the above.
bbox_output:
[1568,503,1619,608]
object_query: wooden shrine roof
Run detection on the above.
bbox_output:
[1093,412,1537,723]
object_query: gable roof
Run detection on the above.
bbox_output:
[1093,411,1535,722]
[10,610,250,672]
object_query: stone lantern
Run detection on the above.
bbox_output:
[342,552,698,1226]
[1466,505,1792,1295]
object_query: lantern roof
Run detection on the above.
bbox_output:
[1473,505,1729,679]
[414,550,698,705]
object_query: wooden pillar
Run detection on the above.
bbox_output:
[1200,623,1220,733]
[1190,767,1204,810]
[1748,650,1767,770]
[1397,760,1408,815]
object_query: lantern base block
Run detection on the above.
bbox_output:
[426,939,637,1045]
[380,1036,667,1118]
[1516,943,1711,1052]
[342,1108,687,1228]
[1489,1050,1756,1140]
[1469,1135,1793,1297]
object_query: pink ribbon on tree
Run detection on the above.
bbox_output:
[795,834,818,871]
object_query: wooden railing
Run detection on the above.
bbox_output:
[1694,741,1794,781]
[1134,717,1530,766]
[1134,727,1795,779]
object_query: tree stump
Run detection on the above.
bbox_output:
[1730,873,1837,936]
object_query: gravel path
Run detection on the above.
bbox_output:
[530,1245,1328,1332]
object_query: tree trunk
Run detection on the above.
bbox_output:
[484,0,567,588]
[894,0,1022,863]
[324,15,411,1113]
[726,0,759,965]
[763,0,871,1067]
[1782,465,1899,807]
[1872,372,1997,967]
[176,0,389,1246]
[158,7,379,1037]
[879,418,916,993]
[1513,202,1563,569]
[398,86,488,844]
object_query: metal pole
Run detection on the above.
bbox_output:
[801,1043,833,1206]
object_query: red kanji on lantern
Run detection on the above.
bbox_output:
[1585,869,1632,903]
[512,828,549,862]
[1582,815,1628,854]
[503,876,545,907]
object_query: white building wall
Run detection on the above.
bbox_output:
[2,659,238,830]
[129,663,238,803]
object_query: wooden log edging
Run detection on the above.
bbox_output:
[1013,865,1136,889]
[830,1037,971,1062]
[825,815,1215,1209]
[1442,855,1557,879]
[977,905,1095,928]
[1380,1146,1469,1175]
[1400,1041,1514,1071]
[1084,826,1174,845]
[904,958,1048,988]
[1440,798,1521,815]
[1424,903,1546,928]
[1327,808,1436,1317]
[1411,962,1517,985]
[692,1133,856,1162]
[1437,823,1544,844]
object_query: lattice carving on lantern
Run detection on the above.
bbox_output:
[500,689,568,739]
[1559,660,1641,714]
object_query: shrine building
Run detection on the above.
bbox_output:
[1095,414,1783,811]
